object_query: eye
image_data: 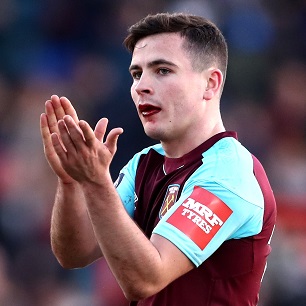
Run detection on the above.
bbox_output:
[131,71,142,80]
[158,68,171,75]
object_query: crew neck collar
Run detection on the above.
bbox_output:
[163,131,237,175]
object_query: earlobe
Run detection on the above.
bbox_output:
[203,69,223,100]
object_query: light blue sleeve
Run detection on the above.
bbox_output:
[153,138,264,267]
[115,144,164,217]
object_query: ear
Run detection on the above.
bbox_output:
[203,68,223,100]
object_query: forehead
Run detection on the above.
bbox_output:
[131,33,190,66]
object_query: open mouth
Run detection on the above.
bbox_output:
[138,104,161,117]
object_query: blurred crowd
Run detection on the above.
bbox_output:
[0,0,305,305]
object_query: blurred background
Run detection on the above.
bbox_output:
[0,0,305,305]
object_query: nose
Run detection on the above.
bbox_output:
[134,73,153,95]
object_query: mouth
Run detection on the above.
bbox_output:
[138,104,161,117]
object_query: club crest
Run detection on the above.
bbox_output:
[159,184,180,219]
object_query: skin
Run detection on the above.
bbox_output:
[40,32,225,301]
[130,33,225,157]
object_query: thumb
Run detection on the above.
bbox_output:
[105,127,124,155]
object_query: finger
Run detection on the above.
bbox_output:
[62,115,86,151]
[79,120,96,147]
[105,127,124,155]
[57,118,77,154]
[45,100,60,134]
[50,95,67,121]
[60,96,79,122]
[40,113,53,152]
[40,113,50,139]
[94,118,108,142]
[40,112,65,156]
[51,132,68,162]
[41,112,65,166]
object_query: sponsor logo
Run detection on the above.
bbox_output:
[159,184,180,219]
[166,186,233,250]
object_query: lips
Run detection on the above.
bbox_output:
[138,104,161,117]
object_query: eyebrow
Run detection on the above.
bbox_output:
[129,59,179,72]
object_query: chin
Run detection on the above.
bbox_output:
[144,131,161,141]
[143,128,164,141]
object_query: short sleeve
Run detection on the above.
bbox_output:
[115,144,163,217]
[153,139,264,267]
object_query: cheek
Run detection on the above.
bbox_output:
[130,87,138,105]
[169,88,190,110]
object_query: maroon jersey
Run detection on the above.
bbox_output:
[119,132,276,306]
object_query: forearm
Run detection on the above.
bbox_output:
[51,179,102,268]
[81,174,171,300]
[47,113,193,299]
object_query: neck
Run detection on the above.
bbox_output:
[161,121,225,158]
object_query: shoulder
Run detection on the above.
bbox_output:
[186,137,264,209]
[193,136,254,181]
[204,136,249,164]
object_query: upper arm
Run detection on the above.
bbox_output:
[153,182,264,268]
[150,233,194,287]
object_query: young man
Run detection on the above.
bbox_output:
[40,13,276,305]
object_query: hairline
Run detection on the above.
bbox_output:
[132,32,216,73]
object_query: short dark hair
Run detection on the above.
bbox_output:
[124,12,228,79]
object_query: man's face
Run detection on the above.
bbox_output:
[129,33,207,144]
